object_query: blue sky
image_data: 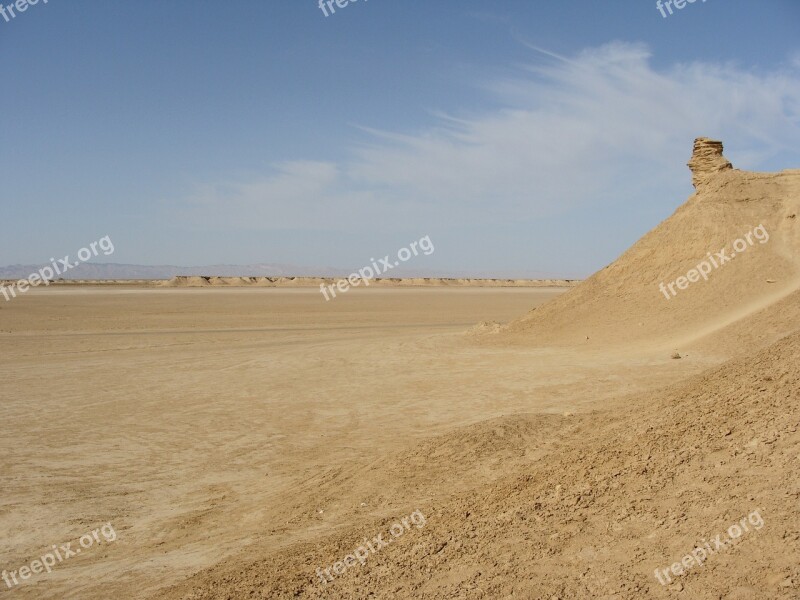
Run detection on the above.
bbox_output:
[1,0,799,277]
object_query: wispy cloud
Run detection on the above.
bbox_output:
[178,42,800,233]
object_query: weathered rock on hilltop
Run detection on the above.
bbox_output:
[687,136,734,189]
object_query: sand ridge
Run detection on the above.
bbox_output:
[160,276,580,288]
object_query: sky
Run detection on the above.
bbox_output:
[1,0,799,278]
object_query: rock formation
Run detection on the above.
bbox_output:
[687,136,734,189]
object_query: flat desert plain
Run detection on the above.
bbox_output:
[1,286,706,599]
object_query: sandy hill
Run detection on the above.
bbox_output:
[495,138,800,353]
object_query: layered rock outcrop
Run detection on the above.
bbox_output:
[687,136,733,189]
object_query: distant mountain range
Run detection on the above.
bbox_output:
[0,262,579,281]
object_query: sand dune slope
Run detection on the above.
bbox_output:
[151,328,800,600]
[499,138,800,351]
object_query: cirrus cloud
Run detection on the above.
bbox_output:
[178,42,800,236]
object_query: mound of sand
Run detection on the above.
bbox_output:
[497,138,800,352]
[166,275,212,287]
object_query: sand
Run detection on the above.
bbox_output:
[0,286,708,600]
[1,138,798,599]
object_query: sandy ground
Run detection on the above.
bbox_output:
[0,286,703,599]
[2,145,799,599]
[2,140,797,600]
